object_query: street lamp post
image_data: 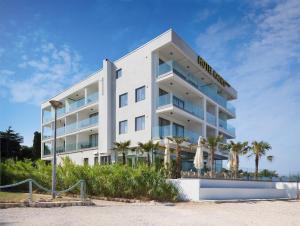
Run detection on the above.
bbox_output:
[49,100,63,199]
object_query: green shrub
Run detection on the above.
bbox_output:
[0,158,178,202]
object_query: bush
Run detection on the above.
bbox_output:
[0,158,178,202]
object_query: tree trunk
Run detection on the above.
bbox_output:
[255,154,259,179]
[122,152,126,165]
[210,148,215,178]
[176,145,181,178]
[234,154,239,179]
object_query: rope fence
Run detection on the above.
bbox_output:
[0,179,86,202]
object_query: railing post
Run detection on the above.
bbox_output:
[28,179,32,202]
[80,180,85,201]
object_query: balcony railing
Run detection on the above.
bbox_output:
[157,61,235,115]
[206,112,217,126]
[219,118,236,137]
[42,92,99,123]
[78,141,98,150]
[44,141,98,156]
[157,94,204,120]
[152,125,202,144]
[42,115,98,140]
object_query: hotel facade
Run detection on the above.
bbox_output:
[41,29,237,171]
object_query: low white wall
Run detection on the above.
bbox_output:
[169,179,299,201]
[199,179,275,189]
[169,179,200,201]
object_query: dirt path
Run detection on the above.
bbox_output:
[0,200,299,226]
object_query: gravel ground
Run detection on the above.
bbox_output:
[0,200,300,226]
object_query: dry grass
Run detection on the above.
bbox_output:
[0,191,79,203]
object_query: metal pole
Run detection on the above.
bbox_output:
[29,179,32,202]
[0,135,2,190]
[80,180,84,201]
[52,107,57,199]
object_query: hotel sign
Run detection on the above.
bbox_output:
[197,56,230,87]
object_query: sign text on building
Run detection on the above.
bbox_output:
[197,56,230,87]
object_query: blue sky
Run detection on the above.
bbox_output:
[0,0,299,175]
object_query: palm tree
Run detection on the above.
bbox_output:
[137,140,159,167]
[113,140,131,164]
[201,135,223,177]
[248,141,273,179]
[167,136,188,178]
[222,141,249,178]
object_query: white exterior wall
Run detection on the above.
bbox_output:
[170,179,299,201]
[40,29,237,165]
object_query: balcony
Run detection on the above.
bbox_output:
[157,61,235,116]
[42,115,98,140]
[157,94,204,120]
[219,118,236,137]
[43,142,98,156]
[152,125,202,144]
[42,92,99,124]
[206,112,217,126]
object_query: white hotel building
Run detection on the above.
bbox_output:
[41,29,237,171]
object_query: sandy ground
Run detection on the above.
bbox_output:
[0,200,300,226]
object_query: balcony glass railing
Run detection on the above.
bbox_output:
[65,121,77,134]
[78,141,98,150]
[206,112,217,126]
[42,92,99,123]
[87,92,98,104]
[42,115,98,140]
[78,115,98,129]
[157,94,204,120]
[152,125,202,144]
[43,148,51,156]
[66,143,77,152]
[68,98,85,112]
[157,61,235,115]
[42,135,52,140]
[57,127,65,136]
[219,118,236,137]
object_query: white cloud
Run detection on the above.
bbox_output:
[196,0,300,174]
[0,40,86,105]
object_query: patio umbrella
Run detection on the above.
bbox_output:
[193,136,204,171]
[164,138,171,168]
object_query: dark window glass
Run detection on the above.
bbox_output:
[173,123,184,137]
[135,115,145,131]
[119,93,128,108]
[119,120,128,134]
[135,86,145,102]
[116,69,122,79]
[173,96,185,109]
[158,117,170,138]
[94,156,99,165]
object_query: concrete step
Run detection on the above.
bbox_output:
[198,188,290,200]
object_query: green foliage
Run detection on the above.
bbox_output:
[258,169,278,178]
[0,158,178,202]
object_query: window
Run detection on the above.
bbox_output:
[101,156,111,164]
[135,86,145,102]
[119,93,128,108]
[173,123,184,137]
[135,115,145,131]
[119,120,128,134]
[116,69,122,79]
[159,117,170,138]
[83,158,89,165]
[89,133,98,147]
[173,96,185,109]
[94,156,99,165]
